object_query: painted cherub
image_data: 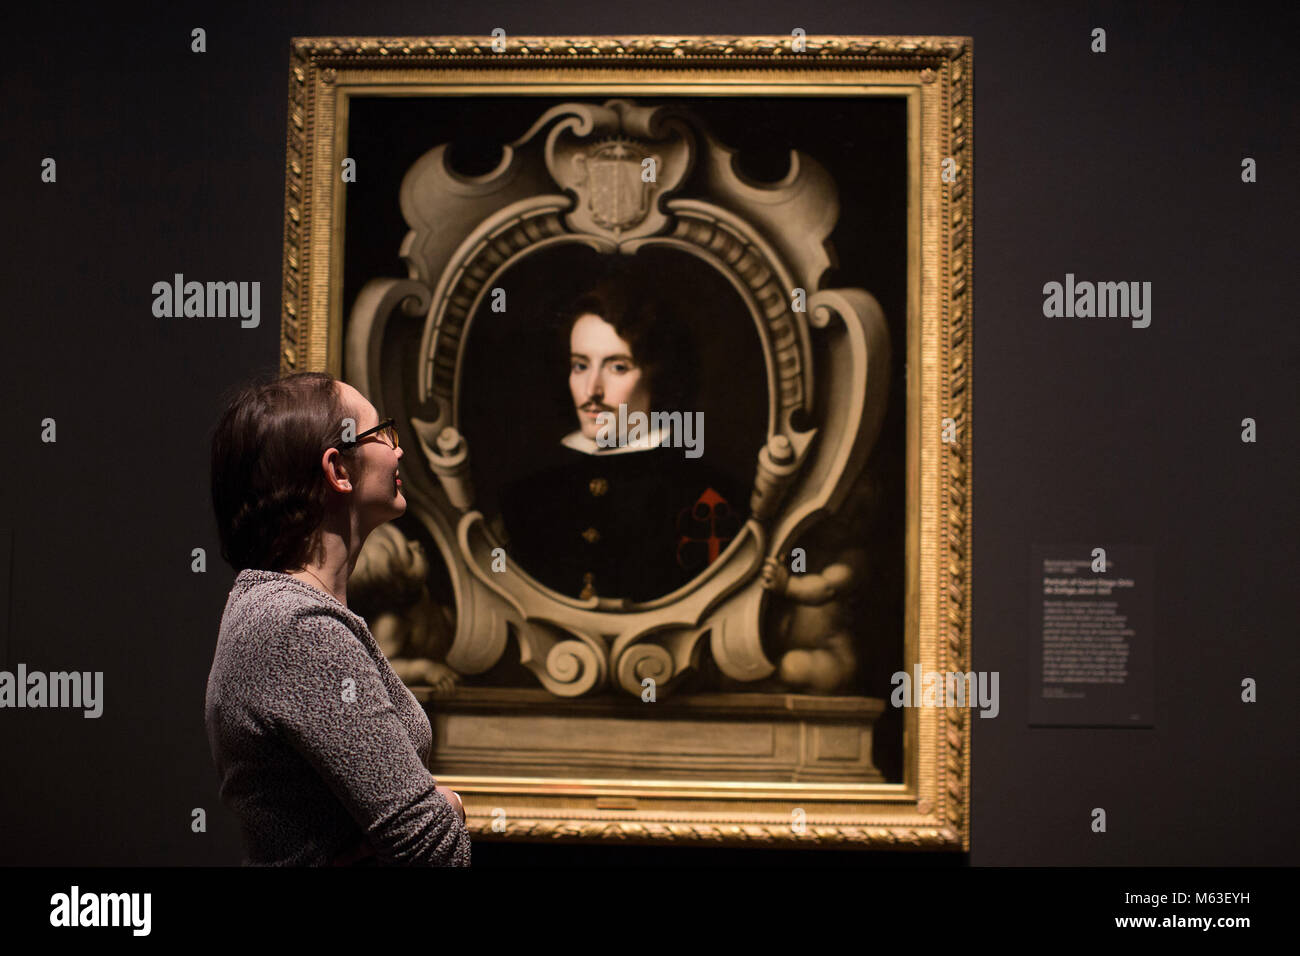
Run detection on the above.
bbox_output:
[760,547,867,695]
[349,523,459,694]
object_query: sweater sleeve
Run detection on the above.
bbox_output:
[259,608,470,866]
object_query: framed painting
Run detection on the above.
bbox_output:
[280,33,973,850]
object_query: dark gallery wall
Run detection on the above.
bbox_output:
[0,0,1294,867]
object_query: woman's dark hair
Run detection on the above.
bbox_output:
[209,371,360,573]
[556,268,698,413]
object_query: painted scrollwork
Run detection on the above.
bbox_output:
[345,98,889,699]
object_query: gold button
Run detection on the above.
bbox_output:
[588,477,609,496]
[579,573,597,599]
[581,527,601,544]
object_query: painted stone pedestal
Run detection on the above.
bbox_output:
[413,686,885,783]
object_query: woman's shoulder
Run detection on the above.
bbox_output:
[224,569,365,633]
[216,571,374,681]
[212,571,383,725]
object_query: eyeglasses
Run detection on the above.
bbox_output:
[339,417,399,451]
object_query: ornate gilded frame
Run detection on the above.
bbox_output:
[280,35,973,851]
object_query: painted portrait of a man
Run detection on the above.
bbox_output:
[497,267,746,602]
[286,36,975,846]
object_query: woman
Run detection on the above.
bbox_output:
[205,370,470,866]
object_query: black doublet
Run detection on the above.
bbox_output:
[500,443,743,603]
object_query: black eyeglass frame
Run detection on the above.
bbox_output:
[337,417,399,451]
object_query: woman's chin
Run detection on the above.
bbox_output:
[387,491,406,515]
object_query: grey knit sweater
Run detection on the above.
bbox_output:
[204,568,471,866]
